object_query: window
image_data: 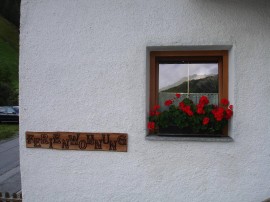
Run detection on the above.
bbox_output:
[149,50,229,136]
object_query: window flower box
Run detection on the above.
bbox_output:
[148,94,233,136]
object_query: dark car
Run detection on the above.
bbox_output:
[0,106,19,123]
[12,106,19,114]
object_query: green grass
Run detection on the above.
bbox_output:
[0,123,19,140]
[0,38,18,87]
[0,16,18,50]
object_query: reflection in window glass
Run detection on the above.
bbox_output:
[159,63,218,109]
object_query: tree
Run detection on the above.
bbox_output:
[0,0,21,28]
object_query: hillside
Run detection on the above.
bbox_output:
[162,75,218,93]
[0,15,19,105]
[160,74,210,92]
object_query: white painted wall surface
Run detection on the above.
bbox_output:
[19,0,270,201]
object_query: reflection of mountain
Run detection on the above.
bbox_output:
[161,74,218,93]
[159,74,209,92]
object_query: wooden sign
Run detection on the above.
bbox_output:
[26,132,128,152]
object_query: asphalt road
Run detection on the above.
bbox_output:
[0,137,21,193]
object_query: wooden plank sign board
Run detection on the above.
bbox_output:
[26,132,128,152]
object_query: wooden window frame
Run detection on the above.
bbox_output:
[149,50,229,135]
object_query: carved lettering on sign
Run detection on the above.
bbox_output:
[25,132,128,152]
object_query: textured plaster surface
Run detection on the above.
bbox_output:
[20,0,270,201]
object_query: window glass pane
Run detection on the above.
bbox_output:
[159,63,218,110]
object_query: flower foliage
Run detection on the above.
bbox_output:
[148,94,233,134]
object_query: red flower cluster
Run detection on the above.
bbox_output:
[196,103,205,114]
[199,96,209,105]
[202,117,210,125]
[149,110,160,116]
[211,99,233,121]
[148,121,155,130]
[153,105,160,111]
[179,101,185,109]
[225,109,233,120]
[164,99,173,106]
[148,95,233,134]
[165,93,181,106]
[196,96,209,115]
[221,98,229,106]
[179,102,193,116]
[212,107,224,121]
[149,105,160,116]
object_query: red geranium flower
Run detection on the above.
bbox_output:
[150,105,161,116]
[225,109,233,120]
[197,107,205,114]
[199,96,209,105]
[202,117,210,125]
[180,105,194,116]
[175,93,181,98]
[149,110,156,116]
[153,105,160,111]
[221,98,229,106]
[147,122,155,130]
[212,107,224,121]
[196,103,205,114]
[179,101,185,109]
[229,105,233,110]
[186,109,194,116]
[164,99,173,106]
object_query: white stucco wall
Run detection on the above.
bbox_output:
[19,0,270,201]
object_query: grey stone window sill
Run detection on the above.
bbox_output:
[146,134,233,142]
